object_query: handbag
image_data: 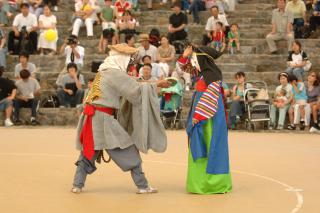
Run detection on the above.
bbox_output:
[303,60,312,72]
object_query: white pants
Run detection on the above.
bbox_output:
[102,22,116,31]
[158,62,170,78]
[72,18,94,36]
[293,103,311,125]
[172,71,191,86]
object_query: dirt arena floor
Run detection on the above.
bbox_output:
[0,127,319,213]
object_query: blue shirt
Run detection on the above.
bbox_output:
[292,82,308,101]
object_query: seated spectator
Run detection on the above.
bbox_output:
[138,55,164,80]
[309,0,320,38]
[203,5,229,45]
[57,63,85,108]
[98,28,117,54]
[208,21,226,52]
[101,0,116,30]
[285,0,307,38]
[125,34,138,77]
[266,0,294,54]
[137,34,157,63]
[8,3,38,55]
[8,0,18,14]
[222,81,231,98]
[288,74,308,130]
[125,33,135,47]
[28,0,44,18]
[270,72,293,130]
[13,69,40,125]
[303,71,320,131]
[0,66,16,127]
[43,0,58,11]
[157,35,176,77]
[138,64,158,81]
[114,0,131,17]
[72,0,97,38]
[15,51,37,79]
[38,5,58,55]
[0,27,6,68]
[228,23,240,54]
[59,35,85,71]
[273,88,288,108]
[228,71,246,130]
[0,0,13,26]
[189,0,206,25]
[116,10,138,39]
[168,3,188,44]
[286,41,308,82]
[149,28,161,47]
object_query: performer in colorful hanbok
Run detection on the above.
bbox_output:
[178,45,232,194]
[71,44,170,194]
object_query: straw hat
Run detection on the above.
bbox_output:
[108,43,138,55]
[138,34,150,42]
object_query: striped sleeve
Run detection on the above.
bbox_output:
[194,81,221,121]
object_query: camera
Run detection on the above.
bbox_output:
[67,35,78,45]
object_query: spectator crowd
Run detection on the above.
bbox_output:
[0,0,319,133]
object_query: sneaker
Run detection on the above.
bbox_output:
[185,85,190,91]
[31,118,39,126]
[136,186,158,194]
[71,187,82,194]
[276,125,284,130]
[287,124,296,130]
[14,120,23,126]
[310,123,320,133]
[4,119,14,127]
[53,6,58,11]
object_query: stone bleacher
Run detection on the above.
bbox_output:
[1,0,320,126]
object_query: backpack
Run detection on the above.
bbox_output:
[40,95,60,108]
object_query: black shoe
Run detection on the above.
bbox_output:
[300,121,305,131]
[14,120,22,126]
[312,123,320,130]
[31,119,39,126]
[287,124,296,130]
[270,50,278,55]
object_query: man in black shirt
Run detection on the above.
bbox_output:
[0,66,16,127]
[168,3,188,44]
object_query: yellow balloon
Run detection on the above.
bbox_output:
[83,4,92,12]
[44,29,57,42]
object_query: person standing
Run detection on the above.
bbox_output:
[178,45,232,194]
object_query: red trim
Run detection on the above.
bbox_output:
[178,56,188,64]
[195,79,207,92]
[193,112,207,121]
[80,105,114,160]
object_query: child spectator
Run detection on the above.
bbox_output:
[286,41,308,82]
[0,66,16,127]
[114,0,131,17]
[101,0,116,30]
[56,63,85,108]
[273,89,288,108]
[288,74,308,130]
[38,5,58,55]
[72,0,97,38]
[228,23,240,54]
[14,51,37,80]
[209,21,225,52]
[14,69,41,125]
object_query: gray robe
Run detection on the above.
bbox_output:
[75,68,167,153]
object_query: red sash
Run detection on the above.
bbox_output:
[80,105,114,160]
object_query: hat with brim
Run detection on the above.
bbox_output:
[138,34,150,42]
[108,43,138,55]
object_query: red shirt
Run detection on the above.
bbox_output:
[114,1,131,14]
[211,31,225,42]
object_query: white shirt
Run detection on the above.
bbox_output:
[137,44,158,63]
[39,14,57,33]
[64,45,85,66]
[205,14,229,31]
[13,13,38,32]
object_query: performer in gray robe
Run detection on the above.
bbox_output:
[71,44,170,194]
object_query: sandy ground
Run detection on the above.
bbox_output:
[0,127,319,213]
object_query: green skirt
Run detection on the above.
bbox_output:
[186,119,232,194]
